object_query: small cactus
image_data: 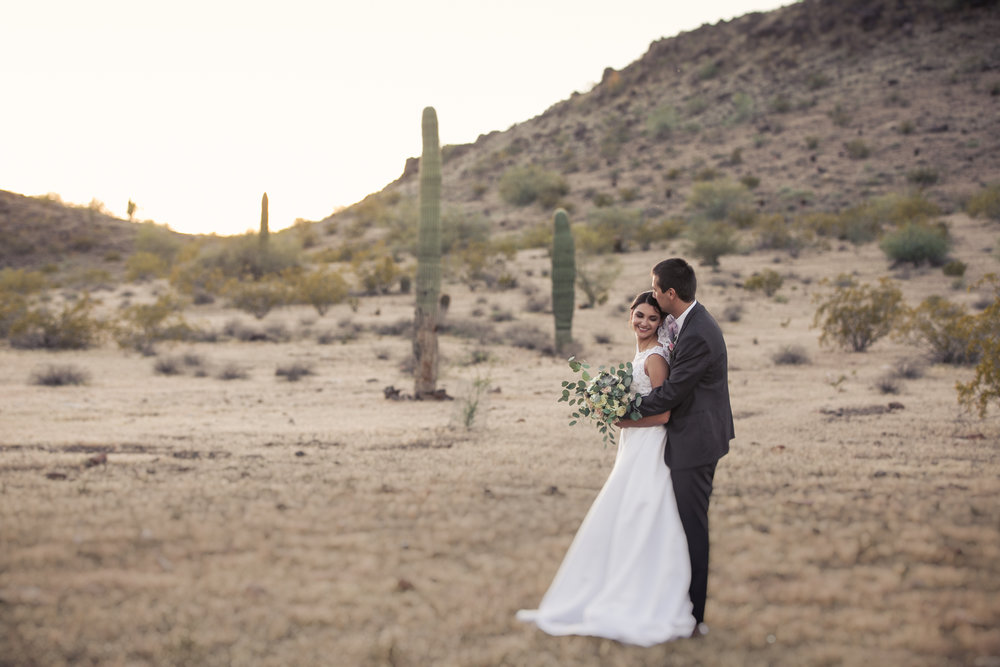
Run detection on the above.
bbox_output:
[551,208,575,353]
[414,107,442,398]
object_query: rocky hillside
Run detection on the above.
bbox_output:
[326,0,1000,241]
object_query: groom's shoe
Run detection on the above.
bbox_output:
[690,623,709,639]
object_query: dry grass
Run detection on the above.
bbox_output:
[3,213,1000,665]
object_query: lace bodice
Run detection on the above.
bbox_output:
[630,346,669,396]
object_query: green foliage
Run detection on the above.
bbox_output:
[291,267,349,316]
[354,254,402,295]
[729,92,755,124]
[635,217,684,250]
[880,222,951,265]
[551,209,575,353]
[223,277,288,320]
[845,139,871,160]
[577,207,643,254]
[114,295,192,351]
[744,269,784,297]
[125,251,170,281]
[177,233,302,287]
[135,222,183,261]
[898,295,979,365]
[907,168,940,187]
[498,165,569,207]
[8,294,104,350]
[560,358,643,447]
[647,105,680,139]
[686,219,739,268]
[813,276,904,352]
[956,275,1000,416]
[516,223,553,250]
[943,260,967,277]
[687,179,754,223]
[754,214,808,253]
[828,103,853,127]
[0,268,47,294]
[740,174,761,189]
[966,183,1000,220]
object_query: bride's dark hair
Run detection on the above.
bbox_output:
[630,290,666,319]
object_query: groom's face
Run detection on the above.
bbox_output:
[651,276,675,314]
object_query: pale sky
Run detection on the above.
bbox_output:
[1,0,791,236]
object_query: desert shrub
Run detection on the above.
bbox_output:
[125,251,170,281]
[516,223,553,250]
[875,375,901,395]
[185,233,302,283]
[490,307,514,322]
[224,277,288,319]
[635,218,684,250]
[807,72,831,90]
[276,362,315,382]
[898,295,979,365]
[686,219,739,268]
[772,345,810,365]
[440,318,502,343]
[740,174,760,190]
[723,303,744,322]
[647,105,680,139]
[754,214,806,253]
[135,222,183,261]
[942,260,967,277]
[114,295,192,352]
[687,180,754,224]
[965,183,1000,220]
[828,103,852,127]
[578,207,643,254]
[154,356,184,376]
[576,254,622,308]
[217,363,248,380]
[8,294,104,350]
[956,275,1000,416]
[729,92,755,124]
[845,139,871,160]
[507,323,554,354]
[498,165,569,207]
[907,168,940,187]
[880,222,951,266]
[289,267,349,315]
[0,268,48,293]
[893,357,926,379]
[373,317,413,337]
[30,364,89,386]
[813,276,904,352]
[744,269,784,297]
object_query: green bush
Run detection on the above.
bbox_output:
[956,275,1000,416]
[898,295,979,365]
[354,254,402,295]
[291,267,350,316]
[0,268,48,294]
[576,254,622,308]
[135,221,183,261]
[943,260,967,277]
[687,180,754,223]
[813,276,904,352]
[687,219,739,268]
[498,165,569,207]
[744,269,784,296]
[114,295,192,352]
[907,168,940,187]
[755,214,806,253]
[845,139,871,159]
[125,251,170,281]
[8,294,104,350]
[223,278,288,320]
[578,207,643,254]
[880,222,951,265]
[966,184,1000,220]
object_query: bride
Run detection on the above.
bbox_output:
[516,290,696,646]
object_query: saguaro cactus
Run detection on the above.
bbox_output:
[414,107,442,398]
[259,192,269,247]
[551,208,575,354]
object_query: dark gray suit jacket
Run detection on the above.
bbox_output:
[639,302,734,470]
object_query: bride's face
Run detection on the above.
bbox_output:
[630,303,662,343]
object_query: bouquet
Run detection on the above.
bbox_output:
[559,357,643,446]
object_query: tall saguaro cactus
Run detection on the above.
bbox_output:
[551,208,575,354]
[259,192,269,246]
[414,107,442,398]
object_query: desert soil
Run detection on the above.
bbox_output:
[2,213,999,666]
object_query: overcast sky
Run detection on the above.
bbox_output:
[1,0,792,235]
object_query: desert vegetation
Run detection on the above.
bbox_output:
[2,0,1000,664]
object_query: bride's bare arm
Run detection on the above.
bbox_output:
[619,353,671,428]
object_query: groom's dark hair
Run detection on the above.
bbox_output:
[652,258,697,302]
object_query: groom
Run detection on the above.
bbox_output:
[631,258,734,635]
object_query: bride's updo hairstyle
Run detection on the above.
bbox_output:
[630,290,666,320]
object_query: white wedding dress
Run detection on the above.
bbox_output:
[517,345,695,646]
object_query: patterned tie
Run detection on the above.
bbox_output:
[667,317,679,344]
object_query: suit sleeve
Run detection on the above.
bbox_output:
[638,333,712,416]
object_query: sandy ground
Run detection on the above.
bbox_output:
[2,214,1000,666]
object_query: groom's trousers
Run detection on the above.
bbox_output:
[671,462,717,625]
